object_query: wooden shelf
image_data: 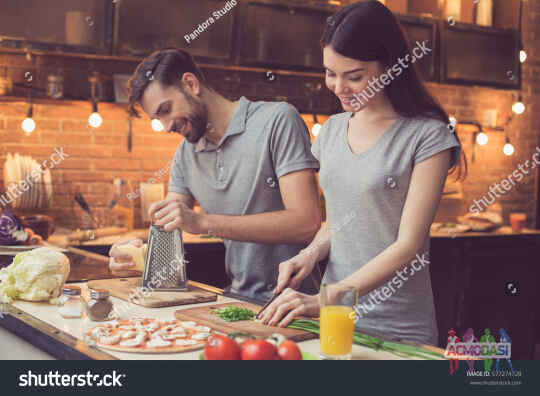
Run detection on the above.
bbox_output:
[0,47,325,79]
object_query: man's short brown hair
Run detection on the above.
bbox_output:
[127,48,207,117]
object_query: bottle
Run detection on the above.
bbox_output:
[85,288,114,321]
[58,285,83,318]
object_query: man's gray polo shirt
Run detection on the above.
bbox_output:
[168,96,319,302]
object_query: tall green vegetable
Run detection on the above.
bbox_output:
[288,319,445,360]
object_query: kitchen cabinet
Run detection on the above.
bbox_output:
[440,21,520,88]
[430,233,540,359]
[239,1,331,70]
[114,0,236,60]
[0,0,113,54]
[397,15,438,82]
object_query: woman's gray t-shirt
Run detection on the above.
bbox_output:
[312,113,461,345]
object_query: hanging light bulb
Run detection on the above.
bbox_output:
[312,123,321,136]
[520,50,527,63]
[22,89,35,135]
[21,116,36,135]
[311,114,321,137]
[476,132,488,146]
[88,100,102,128]
[503,137,515,156]
[512,95,525,115]
[152,119,164,132]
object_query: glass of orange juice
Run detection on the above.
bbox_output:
[319,284,357,360]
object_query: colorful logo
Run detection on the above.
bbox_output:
[445,328,514,375]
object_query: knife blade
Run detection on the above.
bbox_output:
[255,290,283,320]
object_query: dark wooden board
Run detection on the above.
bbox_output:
[175,302,317,342]
[87,278,217,308]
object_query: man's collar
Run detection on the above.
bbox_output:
[194,97,249,153]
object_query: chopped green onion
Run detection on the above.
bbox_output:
[211,306,255,322]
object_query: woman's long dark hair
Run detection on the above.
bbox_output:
[322,0,466,179]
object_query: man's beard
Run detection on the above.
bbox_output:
[182,92,209,144]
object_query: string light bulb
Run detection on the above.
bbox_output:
[22,89,35,135]
[88,100,102,128]
[520,50,527,63]
[503,137,515,156]
[152,119,164,132]
[311,114,321,137]
[512,100,525,115]
[476,132,488,146]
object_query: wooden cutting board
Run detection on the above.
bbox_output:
[87,278,217,308]
[175,302,317,342]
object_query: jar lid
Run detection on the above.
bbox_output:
[90,288,110,300]
[62,285,81,296]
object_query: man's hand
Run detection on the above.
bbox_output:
[108,239,143,277]
[149,198,207,234]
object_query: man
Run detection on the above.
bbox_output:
[109,48,321,302]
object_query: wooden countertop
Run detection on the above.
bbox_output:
[430,226,540,238]
[0,280,445,361]
[48,228,223,248]
[46,225,540,248]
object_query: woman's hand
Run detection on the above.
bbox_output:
[258,288,320,327]
[273,248,319,295]
[108,239,143,277]
[149,198,207,234]
[259,284,346,328]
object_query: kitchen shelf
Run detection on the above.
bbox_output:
[0,47,325,79]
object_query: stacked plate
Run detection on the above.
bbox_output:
[2,153,53,209]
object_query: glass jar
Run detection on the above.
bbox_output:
[85,288,114,322]
[58,285,83,318]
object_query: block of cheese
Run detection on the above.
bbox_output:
[115,243,148,272]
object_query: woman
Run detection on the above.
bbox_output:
[259,0,466,346]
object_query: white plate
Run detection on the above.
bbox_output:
[21,156,30,209]
[13,153,22,208]
[28,158,37,209]
[32,160,42,209]
[3,154,15,208]
[44,168,53,208]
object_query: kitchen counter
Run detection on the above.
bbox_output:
[0,280,445,361]
[48,228,222,248]
[430,226,540,238]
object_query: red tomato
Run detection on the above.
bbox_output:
[241,339,278,360]
[277,340,302,360]
[204,335,241,360]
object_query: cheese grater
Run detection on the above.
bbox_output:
[142,224,187,291]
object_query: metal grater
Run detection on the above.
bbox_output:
[142,224,187,291]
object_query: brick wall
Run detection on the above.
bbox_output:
[1,0,539,231]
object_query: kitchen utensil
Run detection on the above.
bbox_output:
[255,290,283,319]
[46,73,64,99]
[87,278,217,308]
[0,76,13,96]
[66,226,128,244]
[143,224,187,291]
[65,11,95,46]
[74,192,99,227]
[174,302,317,342]
[510,213,526,233]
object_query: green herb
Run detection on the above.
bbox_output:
[288,319,445,360]
[211,306,255,322]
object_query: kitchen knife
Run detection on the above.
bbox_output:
[255,290,283,319]
[74,192,99,227]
